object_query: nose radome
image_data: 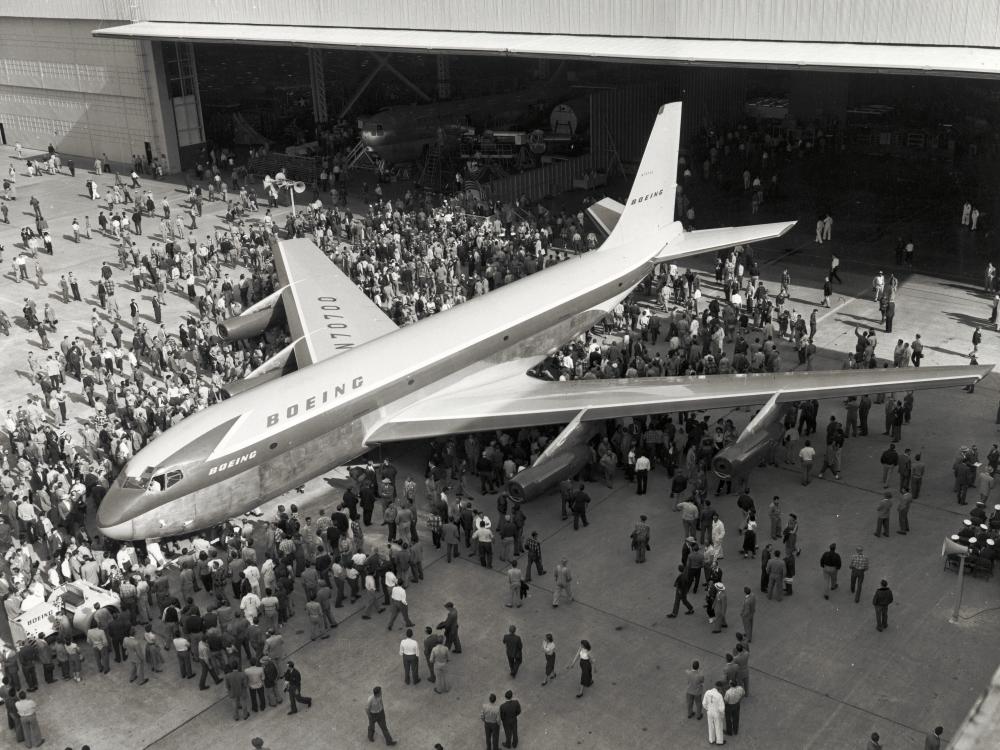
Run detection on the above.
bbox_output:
[98,518,135,541]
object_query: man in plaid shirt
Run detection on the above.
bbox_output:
[103,277,121,319]
[523,531,545,581]
[849,546,869,603]
[426,512,442,549]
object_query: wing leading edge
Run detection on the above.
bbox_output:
[272,238,397,366]
[367,365,992,443]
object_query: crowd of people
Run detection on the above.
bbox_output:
[0,124,980,750]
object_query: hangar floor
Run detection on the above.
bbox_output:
[1,142,998,750]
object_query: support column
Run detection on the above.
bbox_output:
[309,48,328,124]
[436,55,451,100]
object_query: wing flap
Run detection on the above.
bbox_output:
[368,365,991,443]
[273,238,397,366]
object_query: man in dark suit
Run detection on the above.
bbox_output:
[437,602,462,653]
[740,587,756,642]
[499,689,522,749]
[284,661,313,714]
[502,625,523,678]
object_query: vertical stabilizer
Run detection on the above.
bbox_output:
[605,102,681,246]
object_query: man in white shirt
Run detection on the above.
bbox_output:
[635,454,651,495]
[387,584,414,630]
[241,590,261,622]
[399,629,421,685]
[799,440,816,486]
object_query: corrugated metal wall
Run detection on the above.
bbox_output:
[485,153,595,203]
[17,0,1000,48]
[590,72,747,166]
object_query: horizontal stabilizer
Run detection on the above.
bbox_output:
[586,197,624,237]
[654,221,796,263]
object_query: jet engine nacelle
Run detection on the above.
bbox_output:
[218,305,286,342]
[221,340,298,399]
[712,393,791,479]
[711,427,780,479]
[508,443,591,503]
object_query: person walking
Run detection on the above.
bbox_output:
[875,492,893,537]
[430,639,451,694]
[880,443,898,488]
[438,602,462,654]
[710,582,728,633]
[565,640,595,698]
[740,587,755,642]
[387,581,415,630]
[702,680,727,745]
[768,496,782,540]
[552,558,574,607]
[873,580,894,631]
[897,491,913,534]
[820,543,842,599]
[631,515,651,563]
[849,546,869,604]
[399,629,421,685]
[365,686,397,745]
[423,626,443,684]
[499,690,521,749]
[284,661,313,714]
[685,660,705,719]
[482,693,502,750]
[505,559,524,608]
[666,564,695,618]
[799,440,815,485]
[502,625,523,678]
[925,726,944,750]
[524,531,545,581]
[541,633,557,686]
[766,550,787,601]
[635,453,650,494]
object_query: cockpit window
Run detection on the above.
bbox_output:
[122,466,155,490]
[374,124,384,136]
[149,469,184,492]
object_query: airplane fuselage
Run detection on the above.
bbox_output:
[100,226,674,540]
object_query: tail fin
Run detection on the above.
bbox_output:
[605,102,681,246]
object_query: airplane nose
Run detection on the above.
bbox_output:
[96,488,144,532]
[99,518,136,541]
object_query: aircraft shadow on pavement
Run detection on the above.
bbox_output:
[944,310,990,328]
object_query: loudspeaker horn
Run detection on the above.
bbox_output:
[293,181,307,194]
[942,536,969,556]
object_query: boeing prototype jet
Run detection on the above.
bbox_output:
[98,103,989,540]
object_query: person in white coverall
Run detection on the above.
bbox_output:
[702,681,727,745]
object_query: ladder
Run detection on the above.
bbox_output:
[345,139,382,172]
[417,143,444,190]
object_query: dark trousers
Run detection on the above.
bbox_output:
[671,588,694,615]
[22,663,38,690]
[112,637,125,662]
[446,542,459,562]
[403,654,420,683]
[42,663,55,683]
[502,719,519,748]
[198,659,220,688]
[478,542,493,567]
[484,721,500,750]
[288,684,312,712]
[875,517,889,536]
[875,605,889,630]
[525,555,544,581]
[507,654,521,677]
[686,567,702,594]
[444,630,462,653]
[572,509,588,529]
[686,692,702,718]
[249,686,266,711]
[367,710,393,743]
[636,470,648,494]
[725,703,741,735]
[850,570,865,603]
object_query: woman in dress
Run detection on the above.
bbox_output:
[742,513,758,559]
[541,633,557,686]
[565,639,595,698]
